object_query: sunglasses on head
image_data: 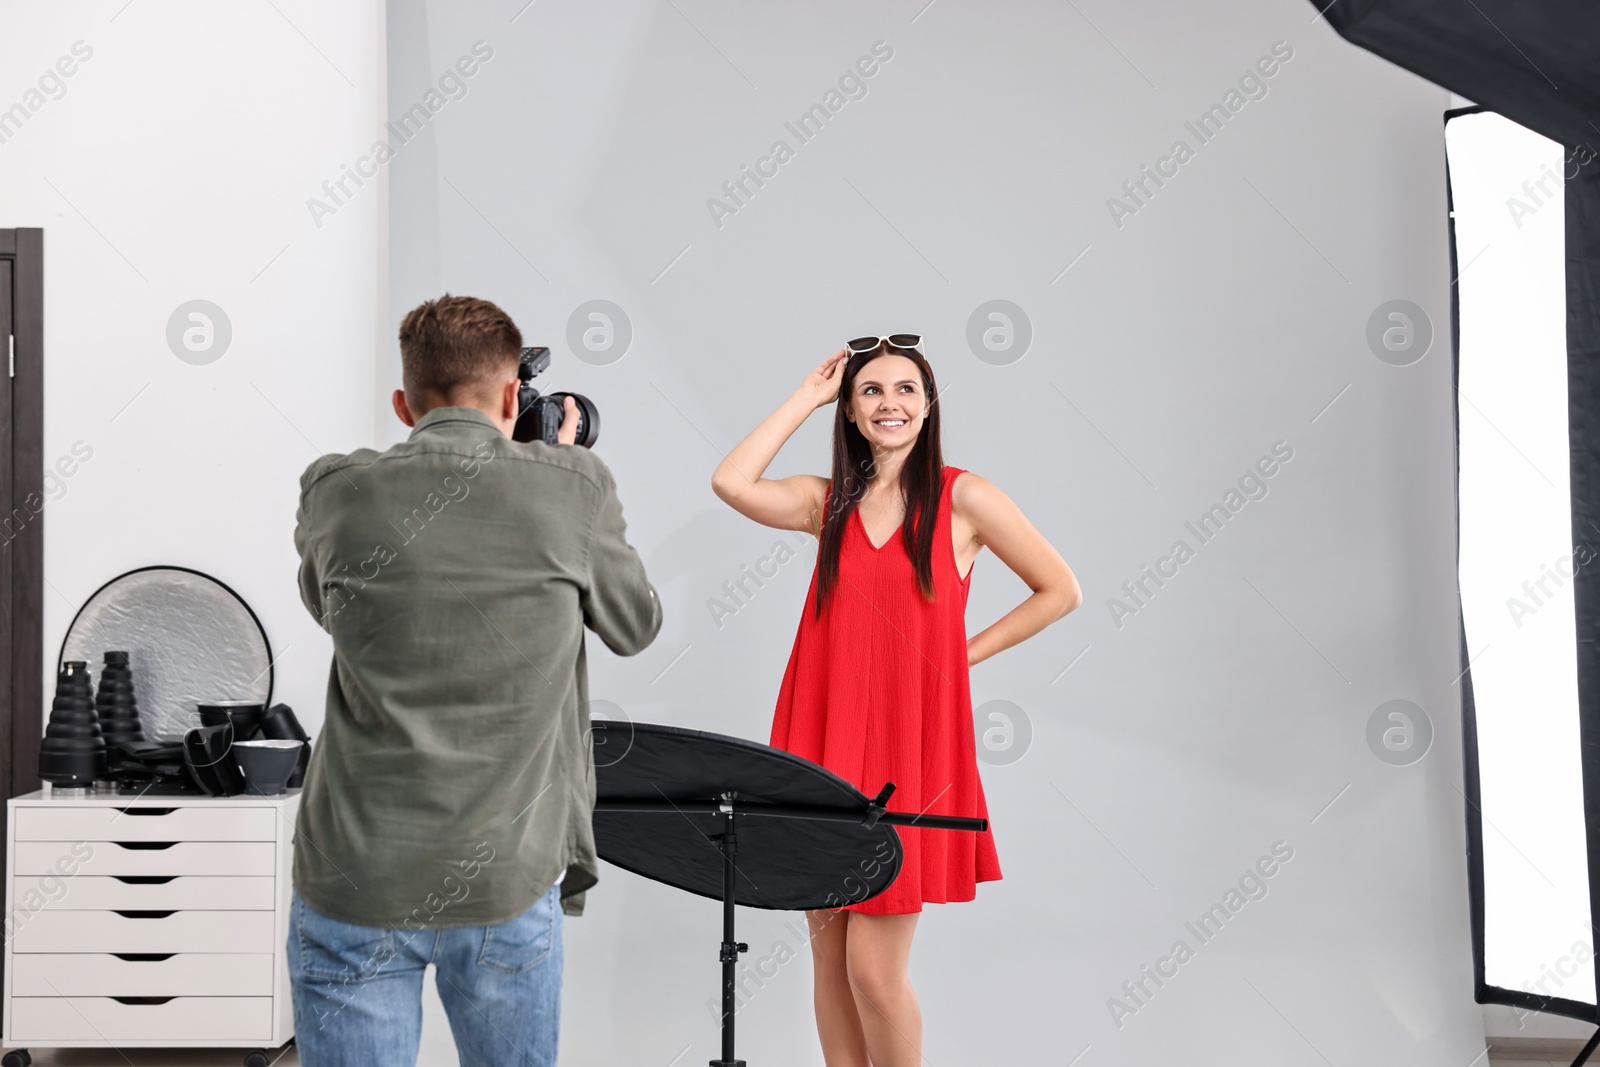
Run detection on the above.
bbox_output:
[846,334,923,356]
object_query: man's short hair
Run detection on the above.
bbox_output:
[398,294,522,404]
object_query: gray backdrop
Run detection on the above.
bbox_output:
[388,1,1469,1063]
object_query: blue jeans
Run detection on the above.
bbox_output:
[287,883,563,1067]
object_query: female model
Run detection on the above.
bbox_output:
[710,337,1081,1066]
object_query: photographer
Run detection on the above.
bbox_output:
[287,294,662,1067]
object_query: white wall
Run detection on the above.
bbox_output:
[386,1,1482,1064]
[0,2,385,732]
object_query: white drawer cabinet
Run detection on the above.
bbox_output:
[11,910,278,954]
[10,996,274,1042]
[14,840,277,877]
[13,807,276,842]
[2,788,300,1065]
[10,953,274,997]
[12,875,275,911]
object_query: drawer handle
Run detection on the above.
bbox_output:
[110,996,176,1005]
[113,910,176,919]
[113,953,175,962]
[112,807,176,816]
[112,842,177,851]
[113,876,176,885]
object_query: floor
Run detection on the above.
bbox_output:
[1488,1041,1594,1066]
[0,1049,1573,1066]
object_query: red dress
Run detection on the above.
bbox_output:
[769,465,1002,914]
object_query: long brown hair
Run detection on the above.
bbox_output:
[814,342,945,619]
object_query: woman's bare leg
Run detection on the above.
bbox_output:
[844,912,921,1067]
[806,909,869,1066]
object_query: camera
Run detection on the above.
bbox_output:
[514,346,600,447]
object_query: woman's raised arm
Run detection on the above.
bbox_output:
[711,349,848,536]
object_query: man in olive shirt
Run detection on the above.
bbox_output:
[288,295,661,1067]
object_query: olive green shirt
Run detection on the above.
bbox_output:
[291,406,662,927]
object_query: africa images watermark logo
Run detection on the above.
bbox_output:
[306,40,495,229]
[1107,441,1295,629]
[313,439,498,628]
[1505,143,1598,229]
[166,300,233,365]
[1106,840,1295,1029]
[705,40,894,230]
[0,40,93,147]
[1503,536,1600,629]
[1105,40,1294,230]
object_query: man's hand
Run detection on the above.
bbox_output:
[557,395,580,446]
